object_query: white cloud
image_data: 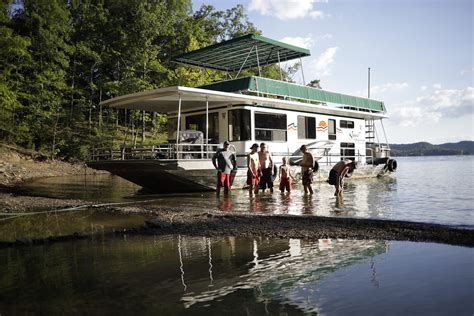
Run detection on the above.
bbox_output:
[354,82,408,97]
[312,46,338,76]
[279,36,314,49]
[389,86,474,126]
[460,67,474,76]
[420,85,427,91]
[433,83,442,89]
[249,0,329,20]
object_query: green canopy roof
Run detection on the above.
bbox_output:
[200,76,386,113]
[173,34,310,72]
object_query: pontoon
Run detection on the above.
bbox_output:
[88,34,397,193]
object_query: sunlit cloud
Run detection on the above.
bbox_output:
[249,0,329,20]
[389,86,474,126]
[460,67,474,76]
[433,83,442,89]
[312,46,338,77]
[279,36,314,49]
[354,82,408,97]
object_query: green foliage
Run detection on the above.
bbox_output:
[0,0,293,161]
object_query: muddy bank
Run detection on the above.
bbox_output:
[0,144,102,188]
[1,204,473,248]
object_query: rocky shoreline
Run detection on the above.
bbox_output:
[1,145,473,249]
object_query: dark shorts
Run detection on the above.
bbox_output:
[260,167,274,189]
[328,169,338,185]
[217,171,231,188]
[302,170,313,185]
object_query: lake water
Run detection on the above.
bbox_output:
[0,235,472,315]
[1,156,472,315]
[18,156,474,227]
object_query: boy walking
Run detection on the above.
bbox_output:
[279,157,293,193]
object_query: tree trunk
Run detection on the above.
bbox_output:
[51,109,60,160]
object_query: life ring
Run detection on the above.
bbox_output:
[387,159,397,172]
[271,164,278,182]
[313,161,319,173]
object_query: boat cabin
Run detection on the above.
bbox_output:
[94,34,390,167]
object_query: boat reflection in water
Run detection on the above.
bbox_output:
[177,235,387,312]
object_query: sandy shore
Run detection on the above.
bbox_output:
[1,144,473,248]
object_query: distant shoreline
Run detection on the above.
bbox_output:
[389,140,473,156]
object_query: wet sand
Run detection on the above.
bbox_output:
[1,199,473,248]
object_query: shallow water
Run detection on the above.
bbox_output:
[0,235,472,315]
[0,209,150,242]
[19,156,474,227]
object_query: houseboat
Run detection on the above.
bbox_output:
[88,34,397,193]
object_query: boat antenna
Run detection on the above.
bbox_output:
[368,67,371,98]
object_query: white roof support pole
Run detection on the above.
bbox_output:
[176,93,182,153]
[300,57,306,85]
[255,44,262,77]
[277,50,283,81]
[235,45,255,79]
[205,96,209,148]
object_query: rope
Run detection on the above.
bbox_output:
[0,199,162,222]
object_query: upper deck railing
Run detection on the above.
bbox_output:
[91,143,222,161]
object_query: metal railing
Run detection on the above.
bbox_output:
[91,143,222,161]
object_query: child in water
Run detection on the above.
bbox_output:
[279,157,293,193]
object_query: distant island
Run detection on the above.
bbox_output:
[389,141,473,156]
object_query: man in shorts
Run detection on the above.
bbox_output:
[247,143,260,195]
[258,142,274,193]
[300,144,314,194]
[328,159,358,197]
[212,140,236,196]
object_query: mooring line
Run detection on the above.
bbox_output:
[0,199,162,221]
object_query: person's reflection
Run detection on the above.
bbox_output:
[280,192,292,214]
[218,196,232,212]
[302,194,313,215]
[249,195,262,213]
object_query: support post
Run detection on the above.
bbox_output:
[205,96,209,157]
[300,57,306,85]
[277,50,283,81]
[176,93,182,158]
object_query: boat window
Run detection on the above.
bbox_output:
[328,119,336,140]
[340,120,354,128]
[185,112,219,143]
[297,116,316,139]
[229,109,251,141]
[340,142,355,160]
[255,112,287,142]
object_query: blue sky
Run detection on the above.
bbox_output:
[193,0,473,144]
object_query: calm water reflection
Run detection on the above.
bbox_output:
[0,209,151,242]
[18,156,474,226]
[0,235,472,315]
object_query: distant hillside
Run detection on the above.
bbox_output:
[390,141,473,156]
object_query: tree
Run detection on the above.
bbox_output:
[0,0,31,143]
[12,0,72,157]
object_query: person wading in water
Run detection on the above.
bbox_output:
[258,142,274,193]
[300,144,315,195]
[212,140,236,196]
[328,159,358,197]
[247,143,260,195]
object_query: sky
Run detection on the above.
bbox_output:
[192,0,473,144]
